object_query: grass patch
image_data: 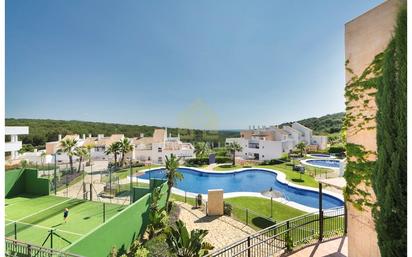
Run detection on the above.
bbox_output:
[225,197,306,230]
[213,165,243,171]
[109,165,162,180]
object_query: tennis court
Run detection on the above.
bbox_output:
[5,194,125,250]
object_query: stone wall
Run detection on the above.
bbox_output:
[344,1,401,257]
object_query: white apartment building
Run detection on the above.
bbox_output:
[133,128,195,164]
[43,128,195,165]
[226,122,327,161]
[5,126,29,160]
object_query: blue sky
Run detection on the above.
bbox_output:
[6,0,383,129]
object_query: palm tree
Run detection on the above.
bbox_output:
[60,138,78,173]
[166,220,214,257]
[165,154,183,207]
[84,143,94,165]
[119,138,133,167]
[74,147,89,172]
[194,142,210,158]
[296,142,307,157]
[105,142,121,168]
[227,142,242,166]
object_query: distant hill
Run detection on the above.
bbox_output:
[280,112,344,135]
[6,113,344,149]
[5,118,238,149]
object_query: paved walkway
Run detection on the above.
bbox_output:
[175,202,255,250]
[285,237,347,257]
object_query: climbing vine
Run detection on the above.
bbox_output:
[343,52,383,210]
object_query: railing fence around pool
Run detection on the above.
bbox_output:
[205,205,347,257]
[5,238,83,257]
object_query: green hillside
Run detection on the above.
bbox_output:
[280,112,344,135]
[5,118,238,149]
[6,112,344,149]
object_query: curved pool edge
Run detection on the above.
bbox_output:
[300,159,342,171]
[306,154,336,159]
[130,166,344,213]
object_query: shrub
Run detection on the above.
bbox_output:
[261,159,284,165]
[215,156,231,163]
[224,202,232,216]
[144,234,171,257]
[328,145,345,154]
[185,158,209,166]
[185,156,231,166]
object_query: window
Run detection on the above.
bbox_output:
[158,157,162,162]
[158,147,162,152]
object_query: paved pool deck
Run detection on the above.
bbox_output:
[285,236,347,257]
[174,201,255,250]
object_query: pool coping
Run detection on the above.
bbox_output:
[306,154,337,159]
[130,166,344,213]
[300,159,343,172]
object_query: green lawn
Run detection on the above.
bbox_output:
[5,194,124,250]
[213,165,243,171]
[225,197,306,230]
[105,165,162,181]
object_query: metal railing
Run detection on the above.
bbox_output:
[5,238,83,257]
[205,206,346,257]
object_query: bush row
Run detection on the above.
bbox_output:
[185,157,232,166]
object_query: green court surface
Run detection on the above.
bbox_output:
[5,194,125,250]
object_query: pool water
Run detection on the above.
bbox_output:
[138,168,343,209]
[306,159,341,168]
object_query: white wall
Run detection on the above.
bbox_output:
[311,135,328,150]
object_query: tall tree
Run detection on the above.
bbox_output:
[60,138,78,173]
[226,142,242,166]
[194,142,210,158]
[119,138,133,167]
[74,147,89,173]
[105,142,122,168]
[165,154,183,209]
[372,5,406,257]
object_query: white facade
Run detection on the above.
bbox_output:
[226,122,328,161]
[5,126,29,160]
[39,129,195,165]
[134,129,195,164]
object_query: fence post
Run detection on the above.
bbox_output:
[246,209,249,226]
[50,230,53,249]
[27,244,31,255]
[14,222,17,240]
[185,191,187,203]
[319,183,323,241]
[286,220,290,249]
[247,236,251,257]
[103,203,106,223]
[271,197,273,218]
[90,183,93,201]
[130,163,133,204]
[344,203,348,234]
[54,155,57,195]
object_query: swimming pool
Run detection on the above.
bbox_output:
[138,168,343,209]
[304,159,341,169]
